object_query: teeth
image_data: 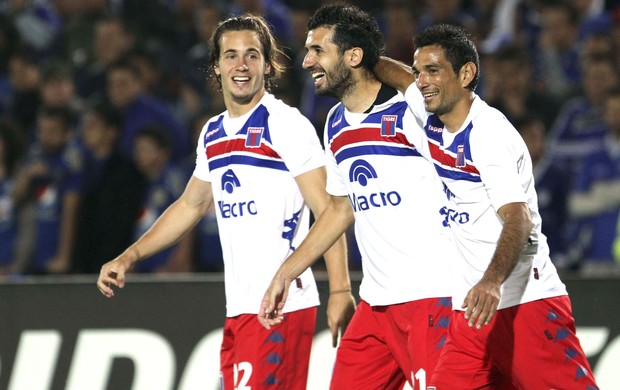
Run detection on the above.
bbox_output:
[423,92,438,98]
[312,72,325,80]
[233,77,250,81]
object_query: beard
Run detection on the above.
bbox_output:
[316,60,354,99]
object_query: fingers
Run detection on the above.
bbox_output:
[462,288,499,329]
[330,323,338,348]
[96,261,126,298]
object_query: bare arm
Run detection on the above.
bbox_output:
[47,191,80,273]
[373,56,416,94]
[259,167,355,345]
[462,202,533,328]
[294,167,355,346]
[97,176,213,297]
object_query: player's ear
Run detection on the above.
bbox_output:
[459,62,476,89]
[347,47,364,68]
[214,63,221,77]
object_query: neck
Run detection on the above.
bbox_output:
[226,89,265,118]
[440,91,475,133]
[341,73,382,113]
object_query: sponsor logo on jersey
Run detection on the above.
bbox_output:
[428,124,443,133]
[245,127,264,148]
[221,169,240,194]
[381,115,397,137]
[347,159,401,211]
[218,169,257,218]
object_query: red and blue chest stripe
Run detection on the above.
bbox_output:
[204,106,288,172]
[327,102,421,164]
[425,115,481,182]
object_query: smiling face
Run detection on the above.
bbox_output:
[302,27,353,98]
[412,44,467,117]
[214,30,269,113]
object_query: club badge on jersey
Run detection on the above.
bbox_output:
[245,127,264,148]
[456,145,466,168]
[381,115,397,137]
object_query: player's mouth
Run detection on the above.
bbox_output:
[232,76,250,85]
[311,71,326,87]
[422,91,439,103]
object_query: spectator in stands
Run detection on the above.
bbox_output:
[7,51,41,136]
[535,1,582,99]
[12,106,84,275]
[39,60,84,124]
[547,55,619,179]
[131,125,192,273]
[486,44,562,130]
[74,15,134,100]
[0,118,24,276]
[105,59,190,163]
[568,86,620,272]
[515,116,572,269]
[72,102,146,274]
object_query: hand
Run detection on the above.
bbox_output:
[327,292,356,347]
[96,252,135,298]
[257,275,290,329]
[461,278,501,329]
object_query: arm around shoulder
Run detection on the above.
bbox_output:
[374,56,416,94]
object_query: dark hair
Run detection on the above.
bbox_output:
[307,3,384,70]
[136,125,171,150]
[108,58,141,79]
[87,101,124,130]
[208,14,284,92]
[37,105,73,129]
[414,24,480,91]
[0,118,24,176]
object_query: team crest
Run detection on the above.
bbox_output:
[455,145,465,168]
[245,127,264,148]
[381,115,397,137]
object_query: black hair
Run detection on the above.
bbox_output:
[414,24,480,91]
[87,101,124,130]
[307,3,384,70]
[136,125,171,150]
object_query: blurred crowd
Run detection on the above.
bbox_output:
[0,0,619,278]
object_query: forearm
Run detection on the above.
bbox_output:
[57,192,80,260]
[276,196,353,283]
[127,198,206,264]
[483,203,532,284]
[374,56,416,94]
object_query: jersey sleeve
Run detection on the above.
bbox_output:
[269,106,326,177]
[403,84,429,129]
[470,115,528,211]
[192,121,212,183]
[322,114,348,197]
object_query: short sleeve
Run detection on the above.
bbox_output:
[269,106,326,177]
[192,121,212,183]
[470,119,528,211]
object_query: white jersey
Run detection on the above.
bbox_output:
[403,85,567,310]
[325,86,455,306]
[193,93,321,317]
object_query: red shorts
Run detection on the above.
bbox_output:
[220,307,316,390]
[330,297,452,390]
[429,295,598,390]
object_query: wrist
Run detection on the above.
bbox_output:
[329,288,351,296]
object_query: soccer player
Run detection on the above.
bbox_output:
[259,5,457,389]
[374,24,598,389]
[96,14,353,390]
